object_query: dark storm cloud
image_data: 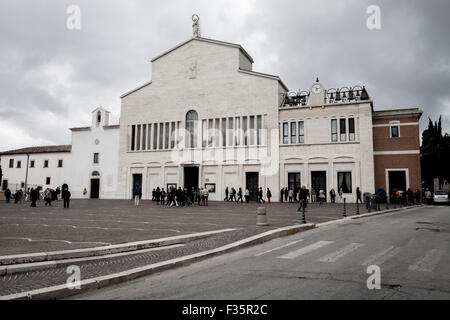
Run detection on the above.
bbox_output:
[0,0,448,151]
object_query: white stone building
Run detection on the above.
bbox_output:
[69,107,120,199]
[0,146,71,193]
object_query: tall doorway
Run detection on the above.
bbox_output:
[288,173,301,192]
[246,172,259,201]
[311,171,327,201]
[184,167,199,190]
[90,179,100,199]
[388,170,407,203]
[132,174,143,198]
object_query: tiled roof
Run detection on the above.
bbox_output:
[0,145,72,156]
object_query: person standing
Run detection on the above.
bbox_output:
[280,188,284,203]
[44,188,52,206]
[62,187,71,209]
[30,188,38,207]
[83,188,88,199]
[297,186,308,212]
[338,188,344,203]
[203,188,209,206]
[356,187,362,204]
[330,188,336,203]
[160,188,165,205]
[284,187,288,202]
[288,189,294,203]
[414,189,421,205]
[245,188,250,203]
[266,188,272,204]
[4,188,11,204]
[133,185,142,206]
[311,189,316,203]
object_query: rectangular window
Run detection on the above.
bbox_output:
[58,159,63,168]
[17,161,21,168]
[46,177,51,185]
[283,123,289,144]
[159,123,164,149]
[202,120,207,148]
[93,153,99,164]
[349,118,355,141]
[331,119,337,142]
[235,117,240,146]
[221,118,227,147]
[291,122,297,144]
[243,116,248,146]
[340,119,347,141]
[228,118,233,146]
[338,172,352,193]
[170,122,175,149]
[136,124,141,151]
[142,124,147,150]
[208,119,213,147]
[131,125,136,151]
[298,121,305,144]
[153,123,158,150]
[44,160,49,168]
[215,119,220,147]
[30,160,35,168]
[249,116,255,145]
[177,122,181,147]
[391,126,399,138]
[148,124,152,150]
[257,115,262,145]
[165,122,169,149]
[9,159,14,168]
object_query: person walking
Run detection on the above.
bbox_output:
[266,188,272,204]
[245,188,250,203]
[414,189,421,205]
[44,188,52,206]
[160,188,166,205]
[338,188,344,203]
[229,187,237,202]
[203,188,209,206]
[4,188,11,204]
[356,187,362,204]
[62,187,71,209]
[297,186,308,212]
[280,188,284,203]
[330,188,336,203]
[224,187,229,202]
[257,187,265,203]
[133,185,142,206]
[237,187,243,203]
[319,189,325,206]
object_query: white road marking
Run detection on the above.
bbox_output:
[254,239,304,257]
[0,237,110,246]
[278,241,334,260]
[361,246,401,266]
[318,243,365,263]
[408,249,445,272]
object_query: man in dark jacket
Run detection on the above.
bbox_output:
[5,188,11,203]
[30,188,39,207]
[62,187,71,209]
[297,186,308,212]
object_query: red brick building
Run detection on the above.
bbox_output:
[372,108,423,201]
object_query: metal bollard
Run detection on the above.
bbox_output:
[256,207,269,226]
[386,200,389,210]
[368,198,372,213]
[356,200,360,215]
[343,198,347,217]
[302,200,306,224]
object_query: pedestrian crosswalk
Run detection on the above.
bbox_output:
[261,239,446,273]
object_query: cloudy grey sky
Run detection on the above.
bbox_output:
[0,0,449,151]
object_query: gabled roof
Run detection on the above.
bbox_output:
[238,68,289,91]
[0,145,72,156]
[150,37,254,63]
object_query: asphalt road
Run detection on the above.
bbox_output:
[72,205,450,300]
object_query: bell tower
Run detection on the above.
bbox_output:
[309,78,325,106]
[91,107,110,128]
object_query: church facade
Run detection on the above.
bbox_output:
[0,21,422,203]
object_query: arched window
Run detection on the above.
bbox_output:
[91,171,100,177]
[96,111,101,126]
[185,110,198,148]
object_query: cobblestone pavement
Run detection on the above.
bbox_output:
[0,199,387,297]
[0,199,375,256]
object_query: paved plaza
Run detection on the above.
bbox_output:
[0,199,373,256]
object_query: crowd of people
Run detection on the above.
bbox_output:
[3,185,71,208]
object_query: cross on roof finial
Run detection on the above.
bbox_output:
[192,14,200,38]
